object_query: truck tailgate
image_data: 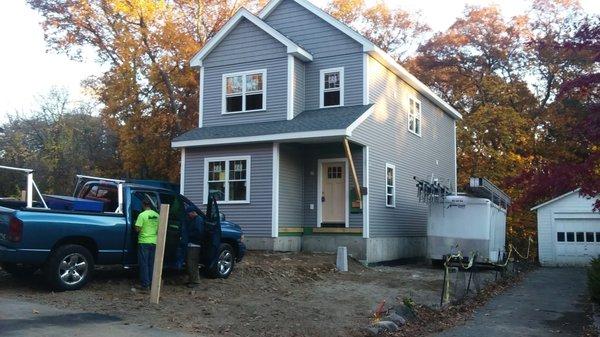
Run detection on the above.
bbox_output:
[0,206,17,245]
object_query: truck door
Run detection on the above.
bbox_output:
[158,193,185,267]
[123,190,160,266]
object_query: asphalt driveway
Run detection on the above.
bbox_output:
[434,267,591,336]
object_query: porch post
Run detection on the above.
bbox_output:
[363,146,369,239]
[271,143,280,238]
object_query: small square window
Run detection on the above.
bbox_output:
[596,233,600,242]
[576,232,584,242]
[567,232,575,242]
[557,232,565,242]
[586,232,594,242]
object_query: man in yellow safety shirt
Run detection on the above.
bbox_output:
[135,199,159,291]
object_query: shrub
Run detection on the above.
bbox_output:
[588,257,600,302]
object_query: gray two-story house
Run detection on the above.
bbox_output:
[172,0,462,263]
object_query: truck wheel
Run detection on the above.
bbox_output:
[207,243,235,279]
[44,244,94,291]
[1,263,38,278]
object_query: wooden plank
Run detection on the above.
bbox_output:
[279,227,304,233]
[343,138,362,206]
[312,227,362,234]
[150,204,170,304]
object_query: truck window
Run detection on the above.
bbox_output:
[80,183,119,212]
[131,191,159,223]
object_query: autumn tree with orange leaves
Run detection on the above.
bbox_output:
[28,0,263,181]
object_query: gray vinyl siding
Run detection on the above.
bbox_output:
[351,56,456,238]
[183,144,273,237]
[264,0,364,110]
[293,58,305,118]
[301,143,363,228]
[278,144,304,227]
[304,54,363,110]
[263,0,363,58]
[203,18,286,67]
[202,18,288,127]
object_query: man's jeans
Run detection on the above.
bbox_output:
[138,243,156,288]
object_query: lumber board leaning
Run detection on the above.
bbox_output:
[150,204,170,304]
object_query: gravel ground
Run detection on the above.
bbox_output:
[0,251,498,337]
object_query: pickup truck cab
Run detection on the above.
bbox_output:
[0,173,245,291]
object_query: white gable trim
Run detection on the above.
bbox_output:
[190,8,312,67]
[259,0,462,120]
[531,189,582,211]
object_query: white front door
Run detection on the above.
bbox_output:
[321,161,346,225]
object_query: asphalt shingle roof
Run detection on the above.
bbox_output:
[173,104,372,143]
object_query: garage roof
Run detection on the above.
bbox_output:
[530,189,581,211]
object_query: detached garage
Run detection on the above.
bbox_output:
[532,189,600,266]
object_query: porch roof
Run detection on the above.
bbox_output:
[172,104,373,148]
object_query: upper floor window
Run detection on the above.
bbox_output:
[385,163,395,207]
[204,156,251,204]
[320,67,344,108]
[408,97,422,136]
[222,69,266,114]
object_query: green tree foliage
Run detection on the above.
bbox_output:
[0,89,120,196]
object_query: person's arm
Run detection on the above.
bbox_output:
[134,212,145,233]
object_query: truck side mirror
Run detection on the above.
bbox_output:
[220,213,226,221]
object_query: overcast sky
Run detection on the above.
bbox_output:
[1,0,599,123]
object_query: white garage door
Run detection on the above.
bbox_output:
[555,219,600,266]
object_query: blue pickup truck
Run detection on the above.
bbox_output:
[0,174,246,291]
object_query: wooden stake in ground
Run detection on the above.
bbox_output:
[150,204,170,304]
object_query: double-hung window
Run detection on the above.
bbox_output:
[204,156,250,203]
[223,70,266,113]
[320,67,344,108]
[385,164,395,207]
[408,97,422,136]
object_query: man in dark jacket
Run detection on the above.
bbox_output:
[185,207,205,288]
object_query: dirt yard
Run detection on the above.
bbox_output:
[0,252,498,337]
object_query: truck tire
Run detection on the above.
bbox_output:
[1,263,38,279]
[207,243,235,279]
[43,244,94,291]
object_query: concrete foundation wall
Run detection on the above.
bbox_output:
[243,237,302,252]
[244,235,427,264]
[302,235,366,260]
[365,237,427,263]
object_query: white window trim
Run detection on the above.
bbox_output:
[222,69,267,115]
[408,96,422,137]
[385,163,395,208]
[319,67,344,108]
[203,156,251,204]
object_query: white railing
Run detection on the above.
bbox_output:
[0,165,49,209]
